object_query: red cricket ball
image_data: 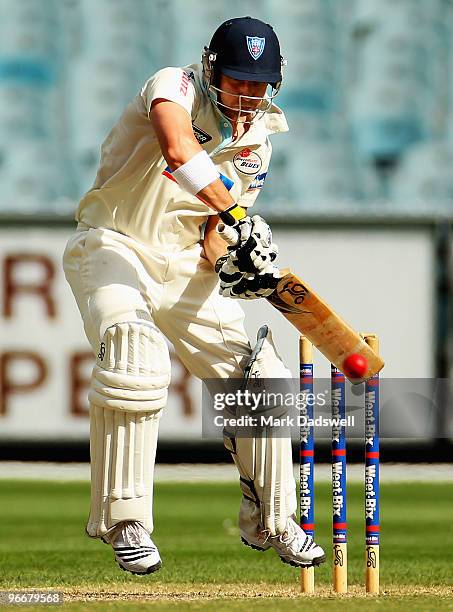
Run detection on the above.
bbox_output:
[343,353,368,378]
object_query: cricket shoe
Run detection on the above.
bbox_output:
[265,516,326,568]
[104,521,162,575]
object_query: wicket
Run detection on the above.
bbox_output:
[299,334,380,595]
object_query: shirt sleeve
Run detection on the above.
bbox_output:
[141,67,196,118]
[237,141,272,209]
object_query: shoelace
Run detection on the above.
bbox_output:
[260,520,316,552]
[276,522,314,552]
[114,521,152,548]
[259,529,272,545]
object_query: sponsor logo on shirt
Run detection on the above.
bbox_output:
[192,125,212,144]
[233,148,262,175]
[246,172,267,192]
[180,71,191,95]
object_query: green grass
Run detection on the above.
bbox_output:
[0,478,452,610]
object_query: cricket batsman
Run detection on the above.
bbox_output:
[63,16,326,575]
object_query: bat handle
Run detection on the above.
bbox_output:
[218,223,286,279]
[217,223,239,247]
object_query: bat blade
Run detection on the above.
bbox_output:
[268,270,384,382]
[215,225,383,381]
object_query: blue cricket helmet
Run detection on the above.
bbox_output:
[207,16,283,85]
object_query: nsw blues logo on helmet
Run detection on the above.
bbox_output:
[246,36,266,60]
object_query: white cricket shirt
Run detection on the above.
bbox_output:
[75,63,288,250]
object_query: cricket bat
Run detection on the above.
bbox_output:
[217,224,384,383]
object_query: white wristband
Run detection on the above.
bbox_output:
[171,150,219,195]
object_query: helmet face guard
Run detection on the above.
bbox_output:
[202,46,285,124]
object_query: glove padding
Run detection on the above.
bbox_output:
[230,215,278,274]
[216,254,281,300]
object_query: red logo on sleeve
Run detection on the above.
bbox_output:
[180,72,191,95]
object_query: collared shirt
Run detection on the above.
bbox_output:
[75,63,288,250]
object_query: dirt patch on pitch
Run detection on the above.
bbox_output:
[62,584,453,602]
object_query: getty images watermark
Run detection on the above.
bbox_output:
[202,377,452,440]
[206,386,355,431]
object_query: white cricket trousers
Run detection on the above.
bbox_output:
[63,225,251,378]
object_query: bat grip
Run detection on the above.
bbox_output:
[217,223,239,247]
[217,223,287,279]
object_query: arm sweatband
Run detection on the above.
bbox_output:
[171,150,219,195]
